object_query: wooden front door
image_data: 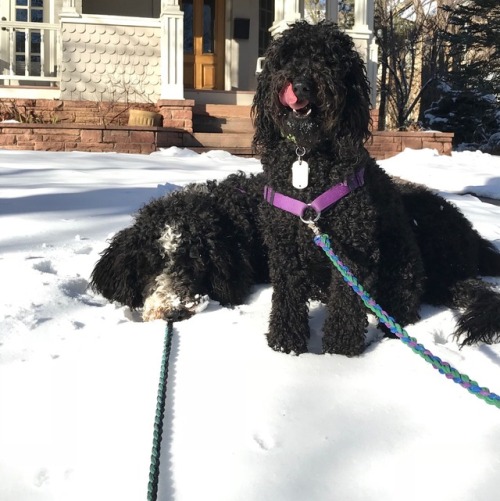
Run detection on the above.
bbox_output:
[181,0,225,90]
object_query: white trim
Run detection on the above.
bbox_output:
[60,14,160,28]
[0,86,60,99]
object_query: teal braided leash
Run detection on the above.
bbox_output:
[312,228,500,409]
[143,227,499,500]
[147,320,174,501]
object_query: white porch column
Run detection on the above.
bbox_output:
[353,0,373,31]
[160,0,184,99]
[270,0,302,37]
[348,0,377,106]
[325,0,339,23]
[60,0,82,17]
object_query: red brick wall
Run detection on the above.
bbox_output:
[0,122,454,158]
[0,98,193,131]
[0,100,453,158]
[0,123,164,154]
[367,131,454,159]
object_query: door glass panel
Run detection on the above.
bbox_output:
[31,9,43,22]
[16,32,26,53]
[182,0,194,54]
[203,0,215,54]
[16,9,28,22]
[31,31,41,54]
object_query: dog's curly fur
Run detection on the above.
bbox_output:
[90,172,267,321]
[90,21,500,356]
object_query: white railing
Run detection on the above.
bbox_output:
[0,21,60,85]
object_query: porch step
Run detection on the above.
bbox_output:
[184,131,254,152]
[190,104,255,155]
[193,116,254,133]
[193,104,254,133]
[193,104,252,118]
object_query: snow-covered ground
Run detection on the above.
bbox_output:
[1,147,500,501]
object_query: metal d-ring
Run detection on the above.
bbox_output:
[300,203,321,224]
[295,146,306,159]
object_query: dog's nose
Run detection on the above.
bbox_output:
[292,79,313,100]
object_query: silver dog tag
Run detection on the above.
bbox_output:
[292,160,309,189]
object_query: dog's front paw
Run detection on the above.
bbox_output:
[322,333,366,357]
[142,294,209,322]
[266,331,308,355]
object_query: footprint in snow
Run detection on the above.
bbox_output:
[432,330,448,345]
[60,277,89,298]
[32,260,57,275]
[33,468,50,488]
[252,433,276,452]
[74,245,93,255]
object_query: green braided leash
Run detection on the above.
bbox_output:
[147,320,174,501]
[313,230,500,409]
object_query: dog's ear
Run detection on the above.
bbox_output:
[341,49,372,144]
[251,58,281,153]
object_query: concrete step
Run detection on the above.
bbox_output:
[193,104,252,118]
[193,115,254,133]
[184,132,254,149]
[187,146,255,157]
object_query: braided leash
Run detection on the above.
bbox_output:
[144,227,499,500]
[312,228,500,409]
[147,320,174,501]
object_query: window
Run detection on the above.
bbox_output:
[15,0,43,76]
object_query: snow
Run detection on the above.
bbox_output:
[1,146,500,501]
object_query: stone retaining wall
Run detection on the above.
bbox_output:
[0,123,176,154]
[0,98,193,131]
[368,131,454,159]
[0,99,453,159]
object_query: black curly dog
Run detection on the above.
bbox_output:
[90,173,267,322]
[91,21,500,355]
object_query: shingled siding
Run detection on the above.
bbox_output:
[60,21,162,103]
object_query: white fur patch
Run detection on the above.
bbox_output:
[158,224,181,257]
[142,270,209,321]
[142,223,209,321]
[143,272,181,321]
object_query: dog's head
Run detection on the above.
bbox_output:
[252,21,371,153]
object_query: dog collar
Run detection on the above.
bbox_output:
[263,168,365,222]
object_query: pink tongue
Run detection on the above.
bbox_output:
[279,83,309,110]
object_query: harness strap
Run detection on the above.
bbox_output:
[264,168,365,220]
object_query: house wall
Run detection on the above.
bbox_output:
[60,16,162,103]
[228,1,260,91]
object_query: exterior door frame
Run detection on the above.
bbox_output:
[182,0,225,90]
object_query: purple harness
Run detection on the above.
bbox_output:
[264,168,365,222]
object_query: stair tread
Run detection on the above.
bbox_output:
[193,104,252,118]
[193,116,254,133]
